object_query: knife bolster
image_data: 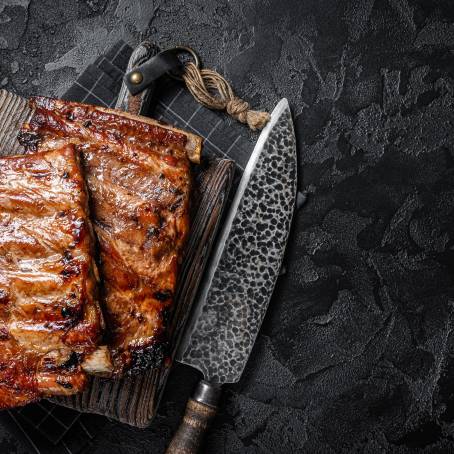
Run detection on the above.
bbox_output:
[192,380,221,407]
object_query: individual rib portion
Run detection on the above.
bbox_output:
[0,145,103,408]
[20,97,197,375]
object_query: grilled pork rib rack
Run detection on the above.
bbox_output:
[19,97,202,375]
[0,145,103,408]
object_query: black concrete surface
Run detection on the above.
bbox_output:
[1,0,454,452]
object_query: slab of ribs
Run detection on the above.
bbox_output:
[0,96,201,408]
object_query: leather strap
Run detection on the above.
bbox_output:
[124,49,182,95]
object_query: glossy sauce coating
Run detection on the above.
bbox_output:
[0,145,102,408]
[20,97,195,375]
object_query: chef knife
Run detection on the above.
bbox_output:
[166,98,298,454]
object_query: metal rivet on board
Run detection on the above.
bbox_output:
[129,71,144,84]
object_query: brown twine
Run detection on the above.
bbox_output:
[182,62,270,131]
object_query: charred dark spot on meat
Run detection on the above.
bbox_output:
[83,120,92,128]
[61,306,73,318]
[71,218,86,245]
[56,378,73,389]
[42,356,57,370]
[154,290,172,302]
[169,187,184,196]
[60,261,82,281]
[62,250,73,265]
[0,326,9,340]
[168,197,183,212]
[146,227,158,239]
[17,130,41,151]
[129,309,145,324]
[61,171,70,179]
[61,352,81,370]
[0,290,9,305]
[110,130,123,141]
[159,172,166,180]
[28,112,46,129]
[128,340,168,375]
[61,292,81,319]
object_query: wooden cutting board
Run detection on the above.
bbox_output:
[0,88,234,427]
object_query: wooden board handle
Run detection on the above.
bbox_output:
[115,41,160,115]
[166,380,221,454]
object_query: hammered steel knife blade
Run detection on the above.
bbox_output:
[166,98,297,454]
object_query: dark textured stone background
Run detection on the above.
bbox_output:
[1,0,454,452]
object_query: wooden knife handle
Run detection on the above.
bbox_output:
[166,380,221,454]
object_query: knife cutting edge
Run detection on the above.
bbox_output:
[166,98,298,454]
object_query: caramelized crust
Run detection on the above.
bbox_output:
[0,145,102,408]
[20,97,196,375]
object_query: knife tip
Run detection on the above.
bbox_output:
[271,98,290,119]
